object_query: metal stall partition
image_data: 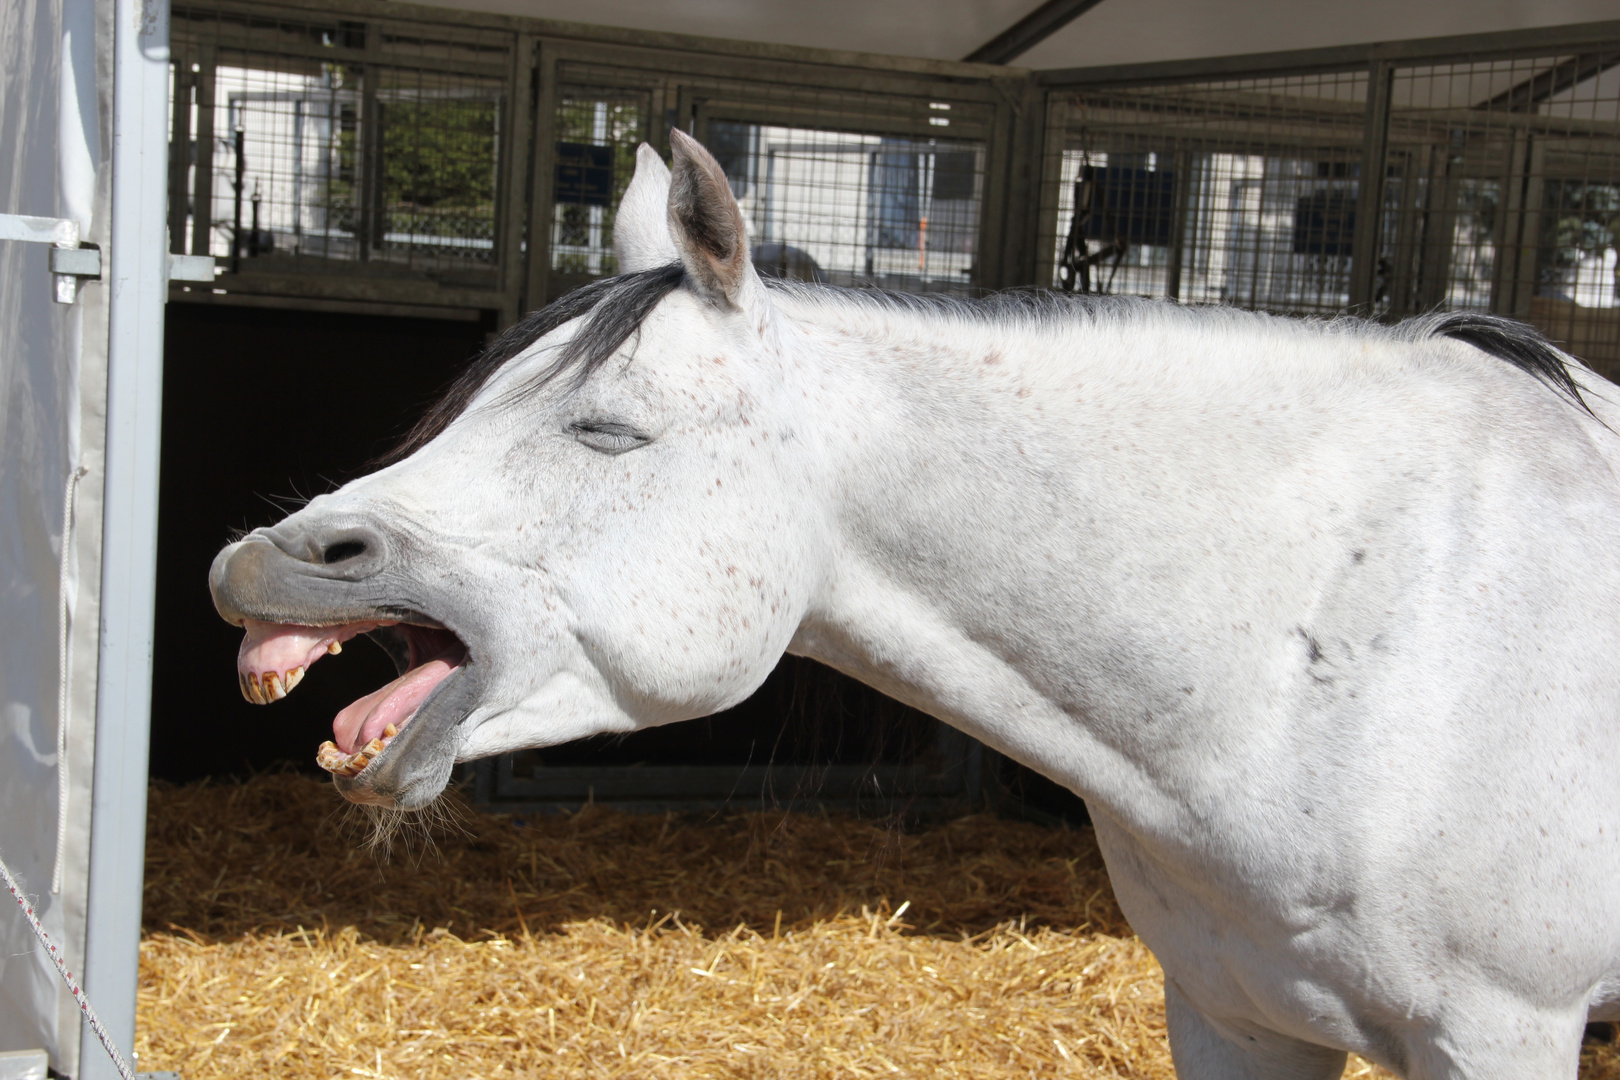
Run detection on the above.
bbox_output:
[1036,22,1620,381]
[1038,69,1373,314]
[167,0,533,325]
[525,36,1039,309]
[165,0,1047,326]
[1379,42,1620,377]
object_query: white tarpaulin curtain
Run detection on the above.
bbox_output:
[0,0,112,1073]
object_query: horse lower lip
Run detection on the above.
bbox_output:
[330,628,468,755]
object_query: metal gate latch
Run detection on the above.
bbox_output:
[0,213,216,304]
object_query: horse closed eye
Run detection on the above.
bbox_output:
[572,422,649,454]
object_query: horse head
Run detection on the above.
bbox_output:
[209,131,831,810]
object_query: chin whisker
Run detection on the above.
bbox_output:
[334,784,474,864]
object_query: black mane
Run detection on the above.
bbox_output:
[379,267,1594,467]
[1411,310,1592,414]
[378,264,685,466]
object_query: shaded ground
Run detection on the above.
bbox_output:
[143,773,1126,944]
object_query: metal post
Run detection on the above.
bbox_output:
[79,0,169,1075]
[523,42,558,311]
[1510,137,1546,319]
[189,45,214,257]
[498,33,537,325]
[1348,60,1393,314]
[1031,92,1069,290]
[231,124,244,273]
[1414,138,1459,313]
[357,22,380,263]
[166,54,190,254]
[1166,149,1192,301]
[1492,131,1531,316]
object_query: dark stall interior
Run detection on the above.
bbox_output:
[152,302,493,781]
[152,299,1086,823]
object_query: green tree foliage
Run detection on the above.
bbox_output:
[1539,179,1620,300]
[380,94,499,244]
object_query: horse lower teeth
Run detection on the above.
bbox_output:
[316,732,397,777]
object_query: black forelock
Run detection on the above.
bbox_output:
[376,263,685,467]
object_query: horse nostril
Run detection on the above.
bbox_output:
[322,540,368,564]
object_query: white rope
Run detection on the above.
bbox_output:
[53,464,88,896]
[0,851,137,1080]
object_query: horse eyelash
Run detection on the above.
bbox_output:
[571,421,648,453]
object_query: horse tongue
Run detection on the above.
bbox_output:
[331,657,458,754]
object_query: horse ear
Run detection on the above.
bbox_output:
[613,144,678,273]
[667,128,757,308]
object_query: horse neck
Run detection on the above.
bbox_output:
[779,299,1334,807]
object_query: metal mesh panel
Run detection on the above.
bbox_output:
[551,90,649,278]
[1042,71,1371,314]
[1042,41,1620,381]
[171,7,513,291]
[710,122,983,292]
[1381,52,1620,376]
[551,63,990,297]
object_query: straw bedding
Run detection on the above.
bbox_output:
[136,774,1620,1079]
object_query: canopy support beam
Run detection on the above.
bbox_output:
[964,0,1108,65]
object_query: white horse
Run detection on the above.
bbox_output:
[210,132,1620,1079]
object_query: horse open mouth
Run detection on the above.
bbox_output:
[236,618,469,777]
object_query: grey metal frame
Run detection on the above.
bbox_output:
[80,0,172,1075]
[470,725,984,817]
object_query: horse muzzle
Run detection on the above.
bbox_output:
[208,525,478,812]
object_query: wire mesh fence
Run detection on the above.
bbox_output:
[550,90,649,279]
[168,6,1620,369]
[711,122,983,292]
[1042,71,1374,315]
[171,5,514,291]
[547,63,991,298]
[1041,37,1620,378]
[1381,51,1620,372]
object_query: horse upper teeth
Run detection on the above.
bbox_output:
[240,672,264,705]
[328,641,342,655]
[240,666,307,705]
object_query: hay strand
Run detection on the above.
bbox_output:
[135,775,1620,1079]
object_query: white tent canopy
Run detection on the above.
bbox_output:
[412,0,1620,70]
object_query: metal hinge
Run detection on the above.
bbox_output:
[0,213,216,303]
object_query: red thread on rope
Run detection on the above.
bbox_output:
[0,851,136,1080]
